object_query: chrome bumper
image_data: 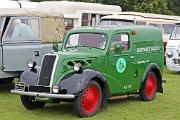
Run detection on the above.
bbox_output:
[11,90,75,99]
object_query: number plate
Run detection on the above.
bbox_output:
[15,82,25,91]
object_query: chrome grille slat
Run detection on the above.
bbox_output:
[38,55,56,86]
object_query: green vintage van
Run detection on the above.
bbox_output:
[11,26,164,117]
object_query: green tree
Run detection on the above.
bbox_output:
[166,0,180,15]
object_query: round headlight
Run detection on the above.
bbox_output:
[74,63,82,71]
[27,60,36,69]
[52,85,59,93]
[166,50,173,58]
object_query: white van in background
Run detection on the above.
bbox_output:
[37,1,122,30]
[166,22,180,72]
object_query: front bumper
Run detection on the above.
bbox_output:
[11,90,75,99]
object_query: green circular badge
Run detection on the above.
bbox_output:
[116,58,126,73]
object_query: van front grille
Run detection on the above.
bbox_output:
[38,55,56,86]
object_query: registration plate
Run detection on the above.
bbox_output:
[15,82,25,91]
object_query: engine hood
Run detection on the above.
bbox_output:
[57,47,104,58]
[51,47,106,84]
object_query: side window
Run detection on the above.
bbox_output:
[3,17,40,41]
[136,21,146,25]
[65,18,74,31]
[162,24,175,34]
[111,33,129,51]
[82,13,90,26]
[148,23,161,29]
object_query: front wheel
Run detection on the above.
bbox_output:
[20,95,45,110]
[139,71,157,101]
[74,81,102,117]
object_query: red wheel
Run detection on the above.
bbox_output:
[74,81,102,117]
[140,72,157,101]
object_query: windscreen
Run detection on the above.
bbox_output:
[170,25,180,40]
[65,33,107,49]
[100,19,134,26]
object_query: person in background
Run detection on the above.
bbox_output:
[12,19,33,38]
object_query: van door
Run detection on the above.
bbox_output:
[1,17,52,72]
[107,32,137,94]
[0,17,5,71]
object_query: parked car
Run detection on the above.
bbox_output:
[0,8,65,83]
[11,26,164,117]
[166,21,180,72]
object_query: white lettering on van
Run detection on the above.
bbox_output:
[137,46,160,53]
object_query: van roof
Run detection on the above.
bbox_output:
[0,8,64,18]
[69,26,162,41]
[70,25,159,33]
[37,1,122,14]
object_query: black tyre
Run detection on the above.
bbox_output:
[20,95,45,110]
[139,71,157,101]
[74,80,102,117]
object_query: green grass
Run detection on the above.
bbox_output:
[0,67,180,120]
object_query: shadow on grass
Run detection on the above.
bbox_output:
[0,83,14,92]
[34,102,78,118]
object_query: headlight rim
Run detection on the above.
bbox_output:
[73,62,82,72]
[52,85,59,94]
[27,60,36,69]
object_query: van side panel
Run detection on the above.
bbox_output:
[131,27,164,89]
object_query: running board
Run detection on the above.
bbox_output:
[108,94,138,100]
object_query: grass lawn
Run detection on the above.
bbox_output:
[0,67,180,120]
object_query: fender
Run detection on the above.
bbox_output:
[20,66,41,86]
[142,63,163,93]
[58,69,109,95]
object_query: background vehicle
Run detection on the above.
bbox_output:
[100,12,180,64]
[166,21,180,72]
[12,26,164,117]
[100,12,180,47]
[0,8,64,82]
[37,1,122,30]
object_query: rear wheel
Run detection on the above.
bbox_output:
[139,71,157,101]
[20,95,45,110]
[74,81,102,117]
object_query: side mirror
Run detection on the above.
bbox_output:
[114,44,122,54]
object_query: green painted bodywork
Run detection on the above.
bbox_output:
[51,26,164,95]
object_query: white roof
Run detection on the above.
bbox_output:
[0,8,64,18]
[101,12,180,23]
[119,12,180,21]
[102,14,145,21]
[19,1,39,8]
[37,1,122,14]
[0,1,20,8]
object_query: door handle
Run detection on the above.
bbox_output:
[34,51,39,57]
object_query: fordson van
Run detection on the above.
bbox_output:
[0,8,64,83]
[11,26,164,117]
[166,22,180,72]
